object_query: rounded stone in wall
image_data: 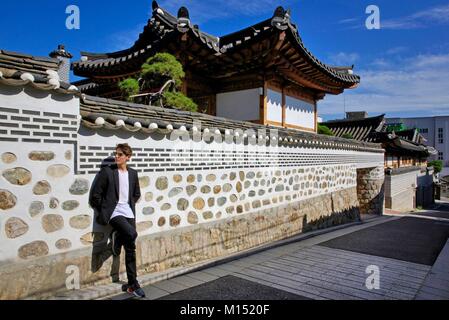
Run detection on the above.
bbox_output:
[139,176,150,189]
[249,191,256,197]
[1,152,17,164]
[143,207,155,215]
[263,199,271,206]
[177,198,189,211]
[258,189,265,196]
[155,177,168,190]
[216,211,222,219]
[137,221,153,232]
[69,179,90,195]
[169,187,183,198]
[186,185,197,196]
[240,194,246,201]
[5,217,29,239]
[18,241,49,259]
[275,184,284,192]
[187,175,195,183]
[208,197,215,207]
[29,151,55,161]
[69,215,92,230]
[193,198,205,210]
[158,217,166,227]
[230,172,237,181]
[64,150,72,160]
[226,206,235,214]
[246,172,255,179]
[145,192,153,202]
[222,184,232,193]
[33,181,51,195]
[62,200,79,211]
[29,201,44,217]
[56,239,72,250]
[206,174,216,182]
[201,186,211,194]
[161,203,171,211]
[237,205,243,214]
[213,185,221,194]
[244,181,251,189]
[239,171,245,181]
[221,174,228,181]
[252,200,261,209]
[0,189,17,210]
[217,197,227,207]
[236,182,243,193]
[156,196,164,202]
[188,212,198,224]
[2,168,32,186]
[244,203,251,211]
[203,211,213,220]
[173,174,183,183]
[42,214,64,233]
[197,174,203,182]
[47,165,70,178]
[170,215,181,227]
[253,180,259,187]
[230,194,238,203]
[256,172,263,178]
[80,232,104,246]
[49,197,59,209]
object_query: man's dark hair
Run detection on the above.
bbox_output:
[116,143,133,157]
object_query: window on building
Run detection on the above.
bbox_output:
[419,128,428,134]
[438,152,444,160]
[438,128,444,144]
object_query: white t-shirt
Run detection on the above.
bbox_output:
[110,170,134,221]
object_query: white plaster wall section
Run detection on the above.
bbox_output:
[216,88,261,121]
[285,95,315,129]
[385,171,419,197]
[267,89,282,123]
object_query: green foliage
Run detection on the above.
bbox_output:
[118,78,139,102]
[428,160,443,173]
[342,133,354,139]
[163,91,198,112]
[141,53,185,89]
[318,124,334,136]
[386,123,407,132]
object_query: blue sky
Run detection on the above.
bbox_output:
[1,0,449,121]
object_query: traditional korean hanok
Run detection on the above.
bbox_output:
[72,1,360,133]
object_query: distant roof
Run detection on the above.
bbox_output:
[72,1,360,94]
[0,49,78,94]
[321,114,386,142]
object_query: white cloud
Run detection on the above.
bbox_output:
[382,4,449,30]
[319,53,449,117]
[328,52,359,66]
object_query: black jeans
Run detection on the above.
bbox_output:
[109,216,138,286]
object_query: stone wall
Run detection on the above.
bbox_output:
[0,186,360,299]
[0,84,385,299]
[357,167,385,215]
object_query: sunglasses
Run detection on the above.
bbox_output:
[114,152,126,157]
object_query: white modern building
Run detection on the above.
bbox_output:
[386,116,449,176]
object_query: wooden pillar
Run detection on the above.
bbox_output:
[260,82,267,125]
[282,87,286,128]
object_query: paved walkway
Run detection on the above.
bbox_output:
[47,202,449,300]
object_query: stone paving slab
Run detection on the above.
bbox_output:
[415,239,449,300]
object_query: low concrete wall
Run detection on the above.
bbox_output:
[0,186,359,300]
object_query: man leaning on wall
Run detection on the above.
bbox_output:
[89,143,146,298]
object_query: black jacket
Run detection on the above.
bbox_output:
[89,165,141,225]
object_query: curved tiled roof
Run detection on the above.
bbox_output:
[0,49,79,94]
[80,94,383,153]
[72,2,360,88]
[322,114,386,142]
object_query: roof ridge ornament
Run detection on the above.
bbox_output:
[177,6,191,33]
[271,6,289,30]
[152,1,158,11]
